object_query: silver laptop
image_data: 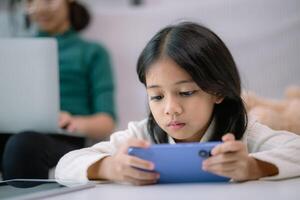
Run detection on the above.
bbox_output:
[0,179,95,200]
[0,38,81,136]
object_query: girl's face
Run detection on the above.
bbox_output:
[146,58,223,142]
[25,0,70,34]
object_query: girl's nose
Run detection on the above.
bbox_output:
[164,98,183,116]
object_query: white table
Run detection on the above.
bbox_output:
[45,178,300,200]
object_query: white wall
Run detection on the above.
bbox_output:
[82,0,300,129]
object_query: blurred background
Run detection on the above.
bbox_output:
[1,0,300,130]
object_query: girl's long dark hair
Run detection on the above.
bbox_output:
[137,22,248,143]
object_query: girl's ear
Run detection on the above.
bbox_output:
[215,96,224,104]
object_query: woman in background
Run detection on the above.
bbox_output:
[0,0,116,180]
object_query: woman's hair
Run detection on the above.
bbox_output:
[137,22,248,144]
[68,1,90,31]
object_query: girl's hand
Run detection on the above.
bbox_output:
[96,138,160,185]
[202,133,264,181]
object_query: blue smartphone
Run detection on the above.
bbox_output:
[128,142,230,183]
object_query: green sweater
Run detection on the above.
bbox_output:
[38,29,116,120]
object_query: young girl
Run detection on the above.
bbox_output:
[55,22,300,185]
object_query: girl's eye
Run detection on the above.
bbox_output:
[179,90,197,97]
[150,95,163,101]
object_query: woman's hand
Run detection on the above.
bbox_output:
[202,133,275,181]
[90,138,160,185]
[59,111,115,139]
[59,111,85,133]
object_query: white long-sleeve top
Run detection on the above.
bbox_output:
[55,117,300,182]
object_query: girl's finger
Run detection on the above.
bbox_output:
[203,161,238,175]
[205,168,235,180]
[120,138,150,153]
[222,133,235,142]
[123,175,158,186]
[125,155,154,170]
[203,152,239,166]
[123,166,159,181]
[211,141,243,155]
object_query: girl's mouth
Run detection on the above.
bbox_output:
[168,122,186,130]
